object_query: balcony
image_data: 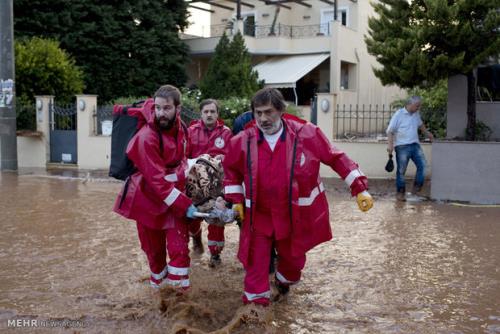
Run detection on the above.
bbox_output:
[182,22,332,55]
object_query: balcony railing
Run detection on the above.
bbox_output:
[182,22,331,39]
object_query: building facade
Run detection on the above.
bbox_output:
[182,0,405,109]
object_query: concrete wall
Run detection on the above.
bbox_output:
[447,74,500,140]
[76,95,111,170]
[320,141,432,180]
[431,141,500,204]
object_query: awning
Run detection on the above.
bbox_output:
[253,53,330,88]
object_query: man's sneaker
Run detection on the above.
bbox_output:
[412,184,423,195]
[192,235,204,254]
[396,190,406,202]
[274,279,290,296]
[209,254,221,268]
[150,276,167,289]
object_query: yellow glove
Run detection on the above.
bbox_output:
[356,191,373,212]
[232,203,245,221]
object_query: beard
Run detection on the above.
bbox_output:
[257,118,282,135]
[156,115,175,131]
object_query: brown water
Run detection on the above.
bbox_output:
[0,171,499,333]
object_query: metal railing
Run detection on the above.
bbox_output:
[93,105,113,135]
[333,105,446,140]
[183,22,331,39]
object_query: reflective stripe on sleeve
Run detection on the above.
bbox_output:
[224,185,244,194]
[298,182,325,206]
[344,169,364,187]
[164,188,181,206]
[164,173,178,182]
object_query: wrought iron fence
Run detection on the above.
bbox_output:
[187,22,332,39]
[333,105,446,140]
[181,107,200,126]
[51,103,77,130]
[93,105,113,135]
[246,23,330,39]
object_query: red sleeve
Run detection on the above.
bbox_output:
[222,134,245,204]
[314,127,368,196]
[127,128,191,215]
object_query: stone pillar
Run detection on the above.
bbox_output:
[35,95,54,166]
[316,93,335,141]
[76,95,98,165]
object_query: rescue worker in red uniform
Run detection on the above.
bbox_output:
[223,88,374,306]
[114,85,199,289]
[186,99,233,267]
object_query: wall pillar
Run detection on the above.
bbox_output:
[34,95,54,166]
[76,95,98,166]
[316,93,335,140]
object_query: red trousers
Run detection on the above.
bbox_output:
[242,229,306,306]
[136,216,190,288]
[189,220,225,255]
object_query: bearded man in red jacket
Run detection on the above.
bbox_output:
[186,99,233,267]
[223,88,374,306]
[114,85,198,290]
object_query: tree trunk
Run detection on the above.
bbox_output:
[465,71,476,141]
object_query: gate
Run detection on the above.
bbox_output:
[50,102,77,164]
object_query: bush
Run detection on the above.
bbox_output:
[15,37,84,104]
[15,37,84,130]
[391,79,447,138]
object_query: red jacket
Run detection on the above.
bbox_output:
[186,119,232,158]
[113,101,192,229]
[223,116,368,266]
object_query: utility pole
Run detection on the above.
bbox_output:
[0,0,18,170]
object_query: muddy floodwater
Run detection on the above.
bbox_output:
[0,171,499,333]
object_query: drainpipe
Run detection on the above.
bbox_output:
[354,48,360,106]
[293,87,298,106]
[0,0,17,171]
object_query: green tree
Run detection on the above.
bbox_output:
[15,37,84,103]
[199,32,262,99]
[14,0,190,102]
[14,37,84,130]
[365,0,500,140]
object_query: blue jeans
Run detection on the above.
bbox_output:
[395,143,426,192]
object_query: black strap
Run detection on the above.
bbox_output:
[288,138,298,225]
[118,177,131,208]
[247,138,253,228]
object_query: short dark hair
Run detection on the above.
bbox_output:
[251,88,286,113]
[199,99,219,113]
[154,85,181,106]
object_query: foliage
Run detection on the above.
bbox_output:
[199,32,262,100]
[15,37,84,104]
[365,0,500,140]
[391,79,447,138]
[15,96,37,131]
[473,121,492,141]
[14,0,190,102]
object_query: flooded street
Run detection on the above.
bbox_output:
[0,171,499,333]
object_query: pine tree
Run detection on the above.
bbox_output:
[365,0,500,140]
[200,32,262,99]
[14,0,190,102]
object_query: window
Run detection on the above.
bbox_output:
[340,61,357,90]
